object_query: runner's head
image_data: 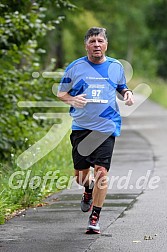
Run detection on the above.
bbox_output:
[84,27,108,43]
[84,27,108,63]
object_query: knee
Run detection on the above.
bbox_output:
[76,175,80,185]
[94,166,108,189]
[74,171,81,184]
[74,170,90,186]
[95,166,108,179]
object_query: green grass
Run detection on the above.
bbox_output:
[129,76,167,108]
[149,79,167,108]
[0,130,73,224]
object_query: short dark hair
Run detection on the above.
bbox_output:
[84,27,107,42]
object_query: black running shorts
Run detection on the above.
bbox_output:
[70,129,115,171]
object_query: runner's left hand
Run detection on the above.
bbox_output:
[124,91,134,106]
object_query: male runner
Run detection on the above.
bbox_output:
[57,27,134,234]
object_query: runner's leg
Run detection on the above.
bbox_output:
[93,165,108,207]
[74,168,91,187]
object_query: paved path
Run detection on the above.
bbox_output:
[0,95,167,252]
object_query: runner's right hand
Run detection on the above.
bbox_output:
[71,94,87,108]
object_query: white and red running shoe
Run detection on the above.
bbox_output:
[86,213,100,234]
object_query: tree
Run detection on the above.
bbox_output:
[147,0,167,79]
[63,0,154,75]
[0,0,75,160]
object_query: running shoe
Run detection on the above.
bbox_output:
[81,192,93,212]
[86,213,100,234]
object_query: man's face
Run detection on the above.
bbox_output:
[85,34,108,62]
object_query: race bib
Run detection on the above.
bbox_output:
[85,84,109,104]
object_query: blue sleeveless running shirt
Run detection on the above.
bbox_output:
[58,56,128,136]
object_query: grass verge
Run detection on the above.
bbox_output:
[129,76,167,108]
[0,130,73,224]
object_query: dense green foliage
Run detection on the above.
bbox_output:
[0,0,75,159]
[0,0,75,224]
[48,0,167,78]
[146,0,167,78]
[0,0,167,224]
